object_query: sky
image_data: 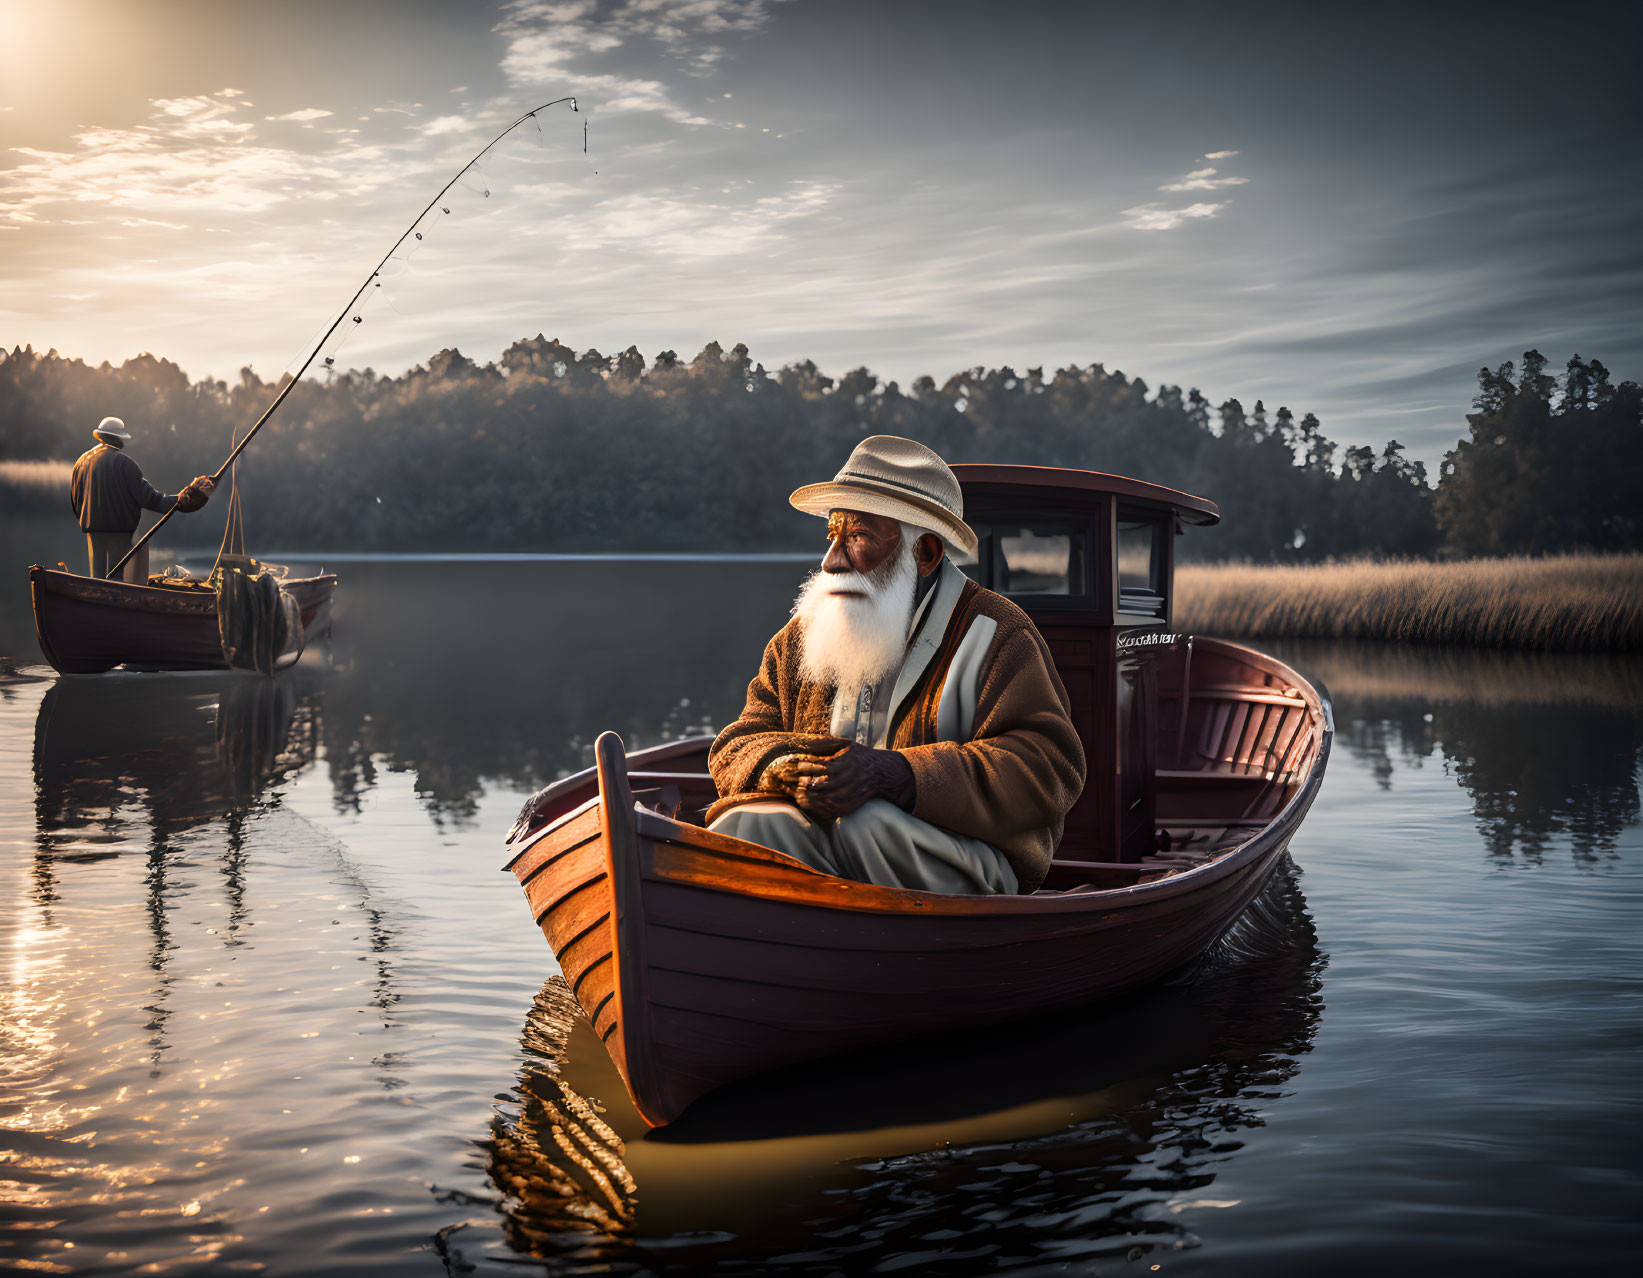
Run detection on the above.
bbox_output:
[1,0,1639,466]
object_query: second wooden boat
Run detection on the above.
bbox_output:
[28,564,336,675]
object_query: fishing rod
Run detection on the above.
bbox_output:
[113,96,581,577]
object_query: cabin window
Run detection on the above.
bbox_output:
[1117,520,1156,591]
[988,523,1087,596]
[1116,516,1166,620]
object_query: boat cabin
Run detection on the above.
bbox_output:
[949,465,1219,866]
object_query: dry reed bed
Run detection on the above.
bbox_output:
[1175,554,1643,651]
[0,459,72,490]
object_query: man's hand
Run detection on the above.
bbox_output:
[761,740,849,795]
[780,745,915,819]
[175,476,215,512]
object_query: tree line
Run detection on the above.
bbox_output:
[1,339,1636,560]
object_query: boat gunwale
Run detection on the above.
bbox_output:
[31,563,338,602]
[503,736,716,853]
[505,793,603,870]
[627,737,1324,917]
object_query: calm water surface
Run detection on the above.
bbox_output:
[2,556,1640,1276]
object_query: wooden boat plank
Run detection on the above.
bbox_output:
[1255,703,1298,773]
[636,855,1261,951]
[578,960,618,1033]
[509,807,603,882]
[569,950,613,1003]
[589,987,617,1037]
[642,918,1222,1034]
[1195,699,1233,767]
[554,909,613,976]
[530,856,610,937]
[1222,700,1258,768]
[1236,701,1270,769]
[555,923,613,1004]
[638,895,1246,998]
[634,894,1260,1090]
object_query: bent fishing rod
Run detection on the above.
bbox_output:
[113,96,581,577]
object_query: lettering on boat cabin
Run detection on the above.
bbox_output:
[1118,630,1185,652]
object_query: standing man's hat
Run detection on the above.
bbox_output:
[92,416,131,444]
[789,435,978,561]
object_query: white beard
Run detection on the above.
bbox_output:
[794,538,919,694]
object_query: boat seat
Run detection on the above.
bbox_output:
[1183,692,1310,778]
[632,783,683,820]
[627,771,718,825]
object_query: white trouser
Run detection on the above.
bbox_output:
[709,798,1019,895]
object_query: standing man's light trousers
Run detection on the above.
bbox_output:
[709,798,1019,895]
[86,531,147,584]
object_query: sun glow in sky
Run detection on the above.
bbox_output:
[1,0,1638,465]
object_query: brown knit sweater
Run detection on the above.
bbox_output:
[708,577,1086,892]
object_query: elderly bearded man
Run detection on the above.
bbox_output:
[706,436,1086,895]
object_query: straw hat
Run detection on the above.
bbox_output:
[92,416,131,445]
[790,435,978,561]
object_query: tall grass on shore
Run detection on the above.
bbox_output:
[1176,554,1643,651]
[0,460,71,515]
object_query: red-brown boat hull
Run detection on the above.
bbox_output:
[28,565,337,674]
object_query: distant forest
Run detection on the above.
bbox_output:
[2,340,1638,560]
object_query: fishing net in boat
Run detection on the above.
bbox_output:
[215,562,302,675]
[200,438,303,672]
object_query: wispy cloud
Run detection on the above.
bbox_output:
[1122,202,1228,231]
[494,0,783,123]
[421,115,474,137]
[266,108,334,122]
[553,179,838,258]
[1125,151,1248,228]
[0,90,393,222]
[1159,166,1248,192]
[152,93,256,140]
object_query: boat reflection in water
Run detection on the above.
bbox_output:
[32,672,318,926]
[32,671,315,843]
[484,979,640,1268]
[479,856,1323,1273]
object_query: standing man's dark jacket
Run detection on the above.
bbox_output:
[69,444,177,533]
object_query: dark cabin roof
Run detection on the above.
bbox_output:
[950,464,1220,527]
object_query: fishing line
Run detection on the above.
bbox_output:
[113,95,580,578]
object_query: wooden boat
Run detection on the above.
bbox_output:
[28,563,337,674]
[503,465,1333,1127]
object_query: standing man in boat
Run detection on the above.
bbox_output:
[69,417,214,583]
[707,435,1086,895]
